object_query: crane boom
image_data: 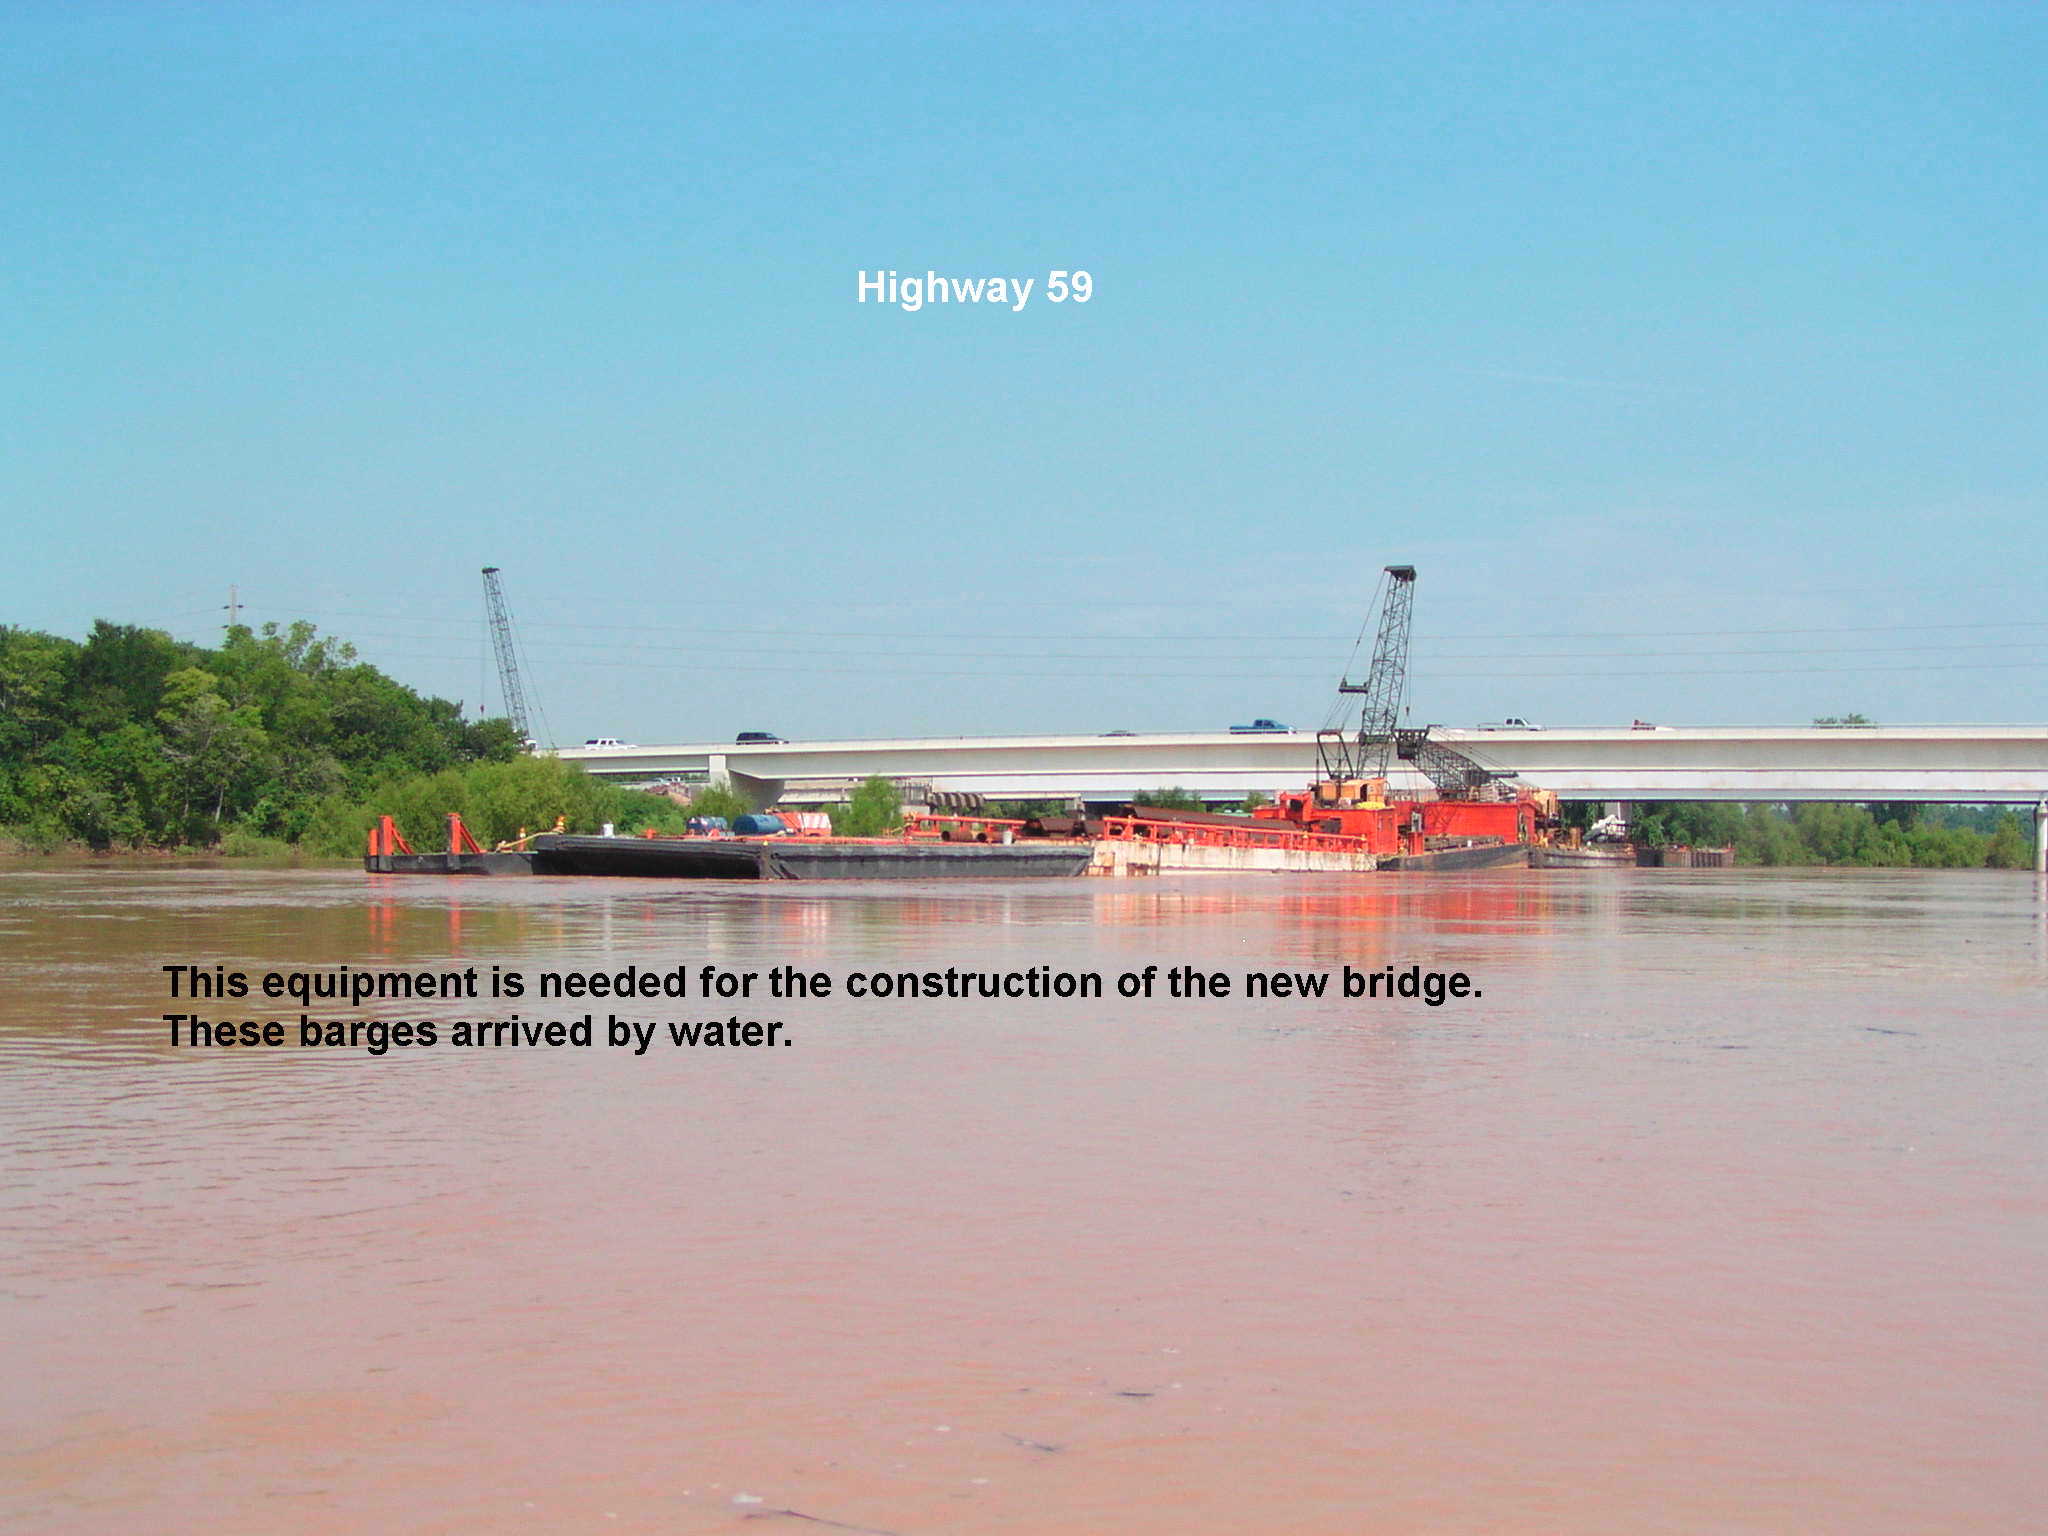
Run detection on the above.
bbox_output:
[1396,728,1505,800]
[1316,563,1504,799]
[1317,563,1415,783]
[481,566,533,743]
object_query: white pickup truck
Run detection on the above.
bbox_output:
[1475,717,1541,731]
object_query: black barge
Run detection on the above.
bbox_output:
[367,831,1093,880]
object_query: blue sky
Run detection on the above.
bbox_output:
[5,3,2044,743]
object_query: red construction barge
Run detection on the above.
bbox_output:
[1250,780,1550,860]
[901,785,1556,869]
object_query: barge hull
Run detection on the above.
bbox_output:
[368,836,1093,879]
[532,835,1092,878]
[365,851,536,875]
[1530,845,1637,868]
[1377,842,1530,872]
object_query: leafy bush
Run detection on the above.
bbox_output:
[218,829,295,860]
[1130,786,1204,812]
[682,781,753,821]
[830,776,903,837]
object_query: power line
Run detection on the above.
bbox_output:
[329,643,2048,684]
[230,603,2048,658]
[268,629,2048,668]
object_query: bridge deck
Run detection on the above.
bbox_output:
[557,726,2048,804]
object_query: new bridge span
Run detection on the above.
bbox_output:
[559,724,2048,815]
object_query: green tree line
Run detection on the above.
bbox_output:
[0,619,691,854]
[1619,801,2034,869]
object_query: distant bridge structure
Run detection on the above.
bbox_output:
[559,724,2048,818]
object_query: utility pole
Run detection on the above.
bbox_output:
[223,584,241,633]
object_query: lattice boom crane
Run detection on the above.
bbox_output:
[1316,563,1504,800]
[1318,564,1415,784]
[481,566,533,744]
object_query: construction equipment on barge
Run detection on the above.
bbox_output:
[365,562,1558,880]
[1260,563,1555,865]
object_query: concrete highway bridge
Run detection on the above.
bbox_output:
[558,724,2048,813]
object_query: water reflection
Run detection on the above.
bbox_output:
[3,865,2045,1534]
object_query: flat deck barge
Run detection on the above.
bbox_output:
[367,833,1094,880]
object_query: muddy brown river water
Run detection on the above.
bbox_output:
[3,865,2044,1533]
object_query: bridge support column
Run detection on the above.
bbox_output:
[2036,799,2046,876]
[729,773,783,811]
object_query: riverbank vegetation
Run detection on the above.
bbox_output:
[0,619,689,855]
[1618,801,2034,868]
